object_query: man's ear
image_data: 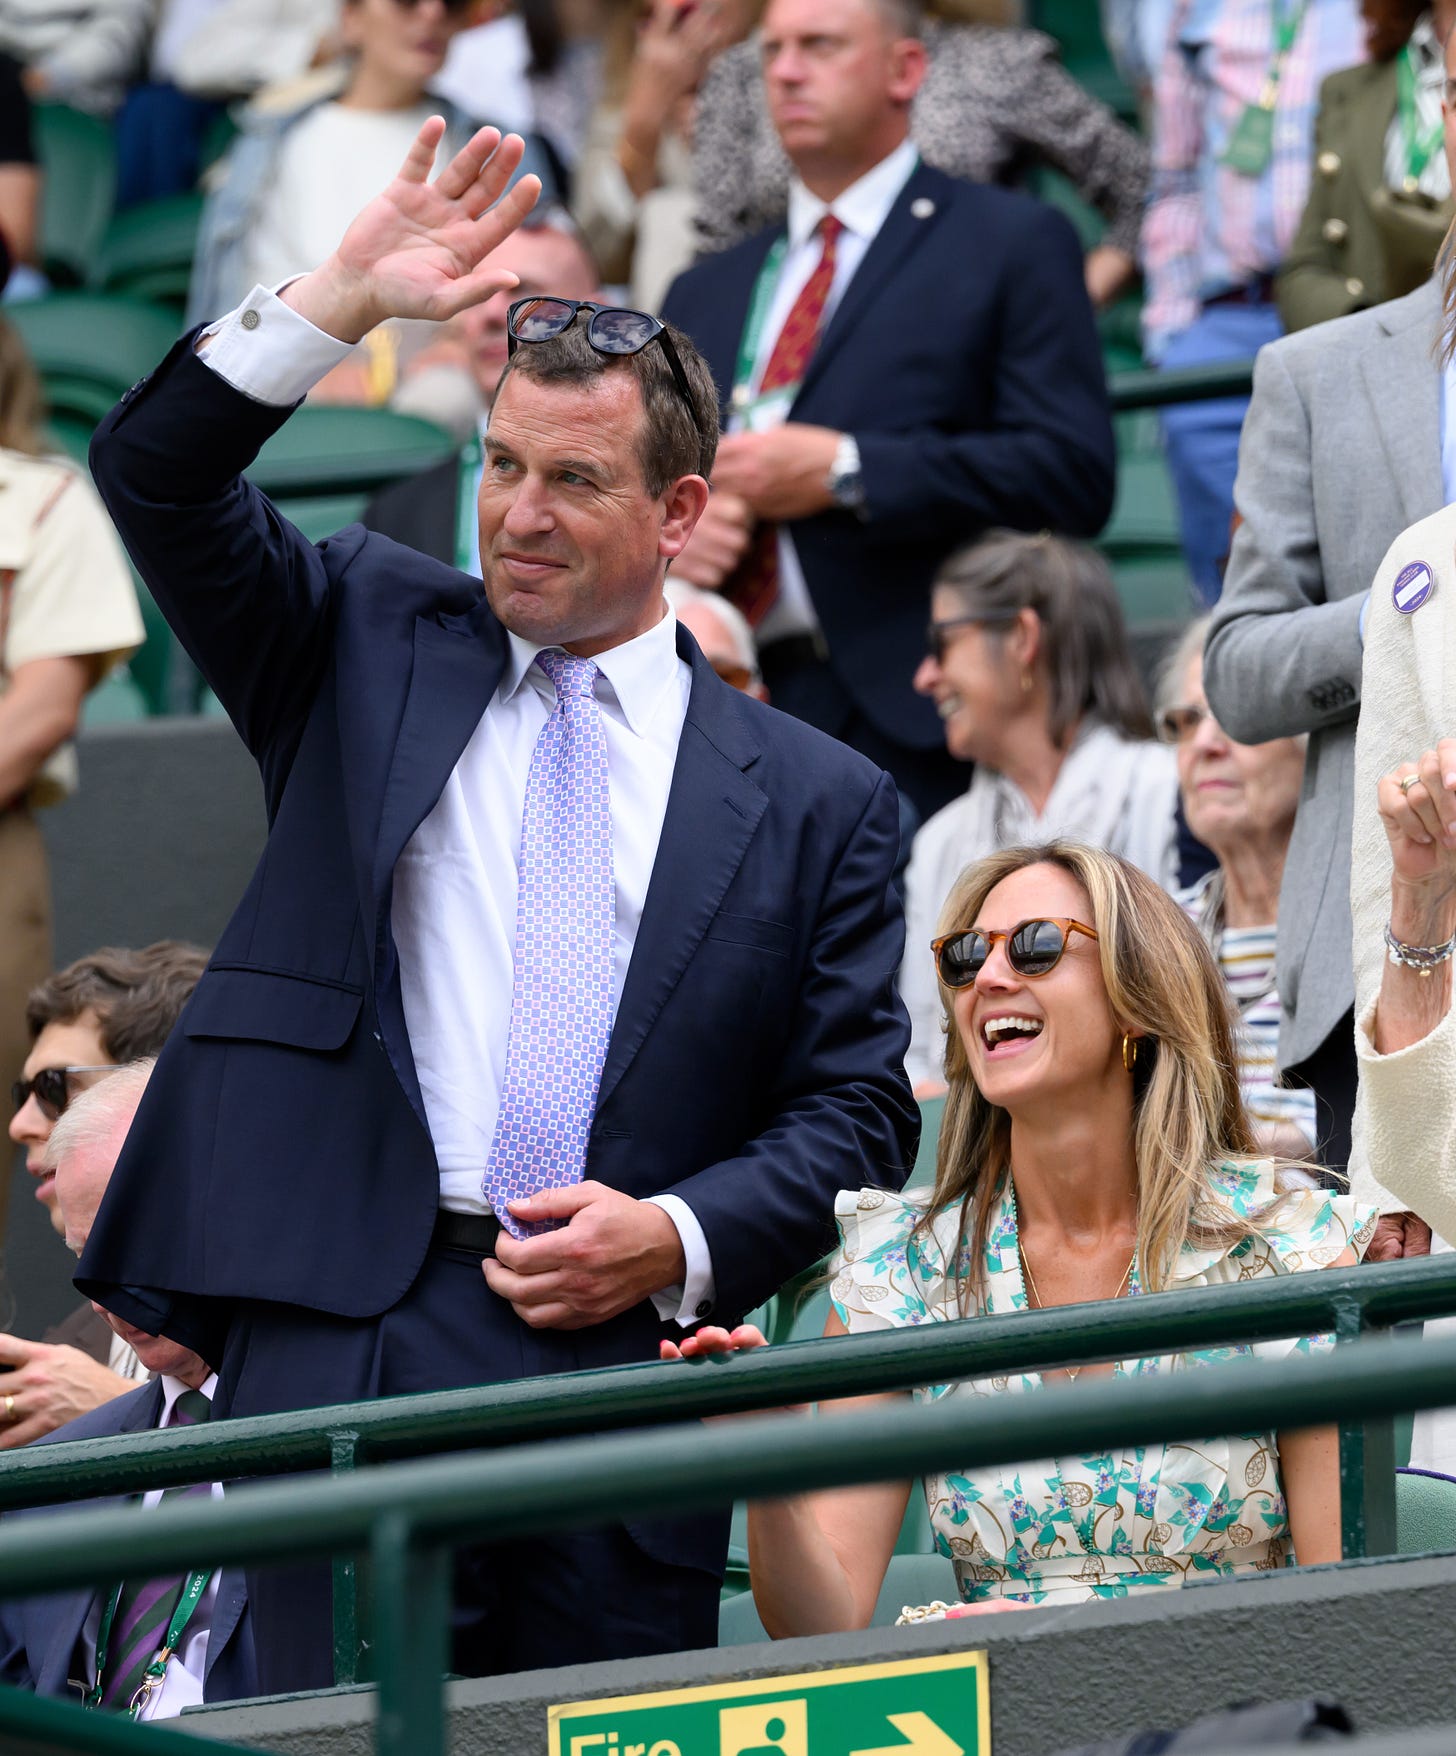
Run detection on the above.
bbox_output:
[659,474,712,560]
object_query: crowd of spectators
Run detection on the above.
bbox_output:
[5,0,1456,1726]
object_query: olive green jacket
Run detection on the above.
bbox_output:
[1278,58,1452,334]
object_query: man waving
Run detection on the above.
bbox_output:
[80,123,917,1689]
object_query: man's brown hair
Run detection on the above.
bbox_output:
[493,313,719,496]
[26,943,208,1063]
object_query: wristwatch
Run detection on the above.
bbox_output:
[827,433,866,513]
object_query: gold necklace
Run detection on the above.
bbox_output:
[1016,1238,1135,1381]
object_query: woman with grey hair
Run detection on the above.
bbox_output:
[903,530,1177,1093]
[1157,617,1315,1162]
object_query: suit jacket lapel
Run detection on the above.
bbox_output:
[596,637,766,1108]
[796,162,947,404]
[1360,280,1444,527]
[372,601,508,913]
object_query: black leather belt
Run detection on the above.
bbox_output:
[431,1210,503,1257]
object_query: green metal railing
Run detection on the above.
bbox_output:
[2,1324,1456,1756]
[0,1256,1454,1754]
[1108,358,1256,412]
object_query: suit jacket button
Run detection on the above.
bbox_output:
[1318,150,1341,176]
[241,309,261,331]
[695,1300,711,1318]
[1321,217,1348,244]
[1345,276,1365,298]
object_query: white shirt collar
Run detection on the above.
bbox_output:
[786,138,920,251]
[160,1372,218,1424]
[499,602,683,739]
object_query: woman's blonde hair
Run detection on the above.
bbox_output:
[923,840,1286,1304]
[0,318,47,457]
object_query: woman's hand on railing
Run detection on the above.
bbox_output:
[659,1325,811,1419]
[659,1323,768,1362]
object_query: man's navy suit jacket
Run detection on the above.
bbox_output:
[77,338,919,1370]
[0,1381,254,1705]
[660,162,1117,753]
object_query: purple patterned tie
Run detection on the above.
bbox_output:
[484,650,614,1239]
[100,1390,212,1711]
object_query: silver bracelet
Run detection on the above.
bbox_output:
[1384,922,1456,976]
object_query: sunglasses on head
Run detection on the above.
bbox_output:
[931,918,1099,989]
[11,1065,116,1123]
[506,297,702,432]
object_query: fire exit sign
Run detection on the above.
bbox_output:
[548,1650,990,1756]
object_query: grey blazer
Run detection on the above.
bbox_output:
[1204,277,1445,1071]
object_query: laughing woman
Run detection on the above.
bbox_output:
[667,842,1375,1635]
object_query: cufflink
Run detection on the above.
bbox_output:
[241,309,261,332]
[695,1300,712,1318]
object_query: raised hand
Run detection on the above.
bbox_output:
[1380,738,1456,889]
[281,119,542,344]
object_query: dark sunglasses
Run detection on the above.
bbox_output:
[924,612,1012,664]
[931,918,1099,989]
[506,298,701,431]
[11,1065,117,1123]
[390,0,474,13]
[1155,702,1209,746]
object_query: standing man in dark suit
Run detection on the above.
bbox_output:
[660,0,1117,823]
[79,123,917,1690]
[0,1065,254,1717]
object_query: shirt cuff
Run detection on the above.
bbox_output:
[198,282,355,406]
[644,1193,716,1328]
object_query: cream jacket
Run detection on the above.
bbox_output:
[1351,502,1456,1233]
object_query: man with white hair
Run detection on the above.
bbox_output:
[0,1065,255,1718]
[664,580,766,700]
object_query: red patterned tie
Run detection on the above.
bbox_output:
[727,214,845,626]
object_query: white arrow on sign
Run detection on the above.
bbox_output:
[849,1710,963,1756]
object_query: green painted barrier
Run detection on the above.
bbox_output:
[2,1329,1456,1756]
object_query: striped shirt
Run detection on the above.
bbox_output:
[1142,0,1367,354]
[1179,872,1319,1151]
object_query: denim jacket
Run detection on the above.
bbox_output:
[186,73,560,327]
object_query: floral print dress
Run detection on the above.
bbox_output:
[829,1164,1376,1605]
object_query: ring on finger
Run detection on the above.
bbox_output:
[4,1394,16,1424]
[1400,774,1423,796]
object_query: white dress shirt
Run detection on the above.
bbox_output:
[198,288,713,1323]
[734,138,919,645]
[79,1374,222,1723]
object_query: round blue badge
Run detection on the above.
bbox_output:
[1393,560,1436,615]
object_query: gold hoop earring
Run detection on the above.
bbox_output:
[1122,1032,1139,1073]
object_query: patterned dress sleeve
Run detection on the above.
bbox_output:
[829,1188,956,1332]
[1188,1163,1378,1360]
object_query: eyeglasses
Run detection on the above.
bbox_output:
[11,1065,117,1123]
[931,918,1099,989]
[924,613,1013,663]
[506,298,701,432]
[1155,703,1210,745]
[390,0,475,14]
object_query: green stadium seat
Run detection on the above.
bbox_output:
[1028,0,1137,119]
[274,494,371,544]
[248,405,455,500]
[720,1551,957,1644]
[6,294,182,430]
[1102,452,1182,554]
[81,668,148,725]
[1396,1469,1456,1554]
[92,193,204,308]
[33,103,117,287]
[125,572,174,716]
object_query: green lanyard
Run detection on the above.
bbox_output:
[729,235,790,419]
[454,431,483,575]
[1221,0,1311,175]
[1397,40,1445,193]
[84,1568,213,1717]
